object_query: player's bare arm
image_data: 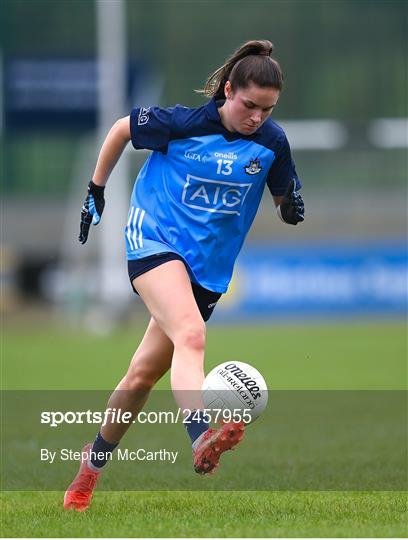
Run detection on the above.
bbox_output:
[78,116,131,244]
[92,116,131,186]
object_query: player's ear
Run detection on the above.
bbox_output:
[224,80,233,100]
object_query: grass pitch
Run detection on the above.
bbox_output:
[2,491,407,538]
[1,319,407,537]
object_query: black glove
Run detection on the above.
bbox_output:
[78,181,105,244]
[278,179,304,225]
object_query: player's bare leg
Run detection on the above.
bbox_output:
[133,260,206,412]
[64,317,173,511]
[100,316,174,443]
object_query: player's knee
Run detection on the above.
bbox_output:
[123,367,157,392]
[174,321,206,352]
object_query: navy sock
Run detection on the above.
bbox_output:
[184,410,209,445]
[90,431,119,469]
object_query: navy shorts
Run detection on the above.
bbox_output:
[128,253,222,322]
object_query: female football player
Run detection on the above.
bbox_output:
[64,39,304,511]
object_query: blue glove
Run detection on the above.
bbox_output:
[78,181,105,244]
[278,179,304,225]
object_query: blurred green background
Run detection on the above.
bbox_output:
[2,0,407,195]
[4,1,407,114]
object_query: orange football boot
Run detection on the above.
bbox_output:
[63,443,101,511]
[193,421,245,475]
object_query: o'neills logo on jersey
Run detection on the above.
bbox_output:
[223,363,261,400]
[138,107,150,126]
[214,151,238,160]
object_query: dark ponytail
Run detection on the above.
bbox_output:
[197,39,283,100]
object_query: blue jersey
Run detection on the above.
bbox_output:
[126,97,301,293]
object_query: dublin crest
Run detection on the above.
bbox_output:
[244,158,262,175]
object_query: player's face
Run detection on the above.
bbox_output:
[221,81,280,135]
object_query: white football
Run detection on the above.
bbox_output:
[202,361,268,424]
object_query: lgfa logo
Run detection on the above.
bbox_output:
[184,151,211,163]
